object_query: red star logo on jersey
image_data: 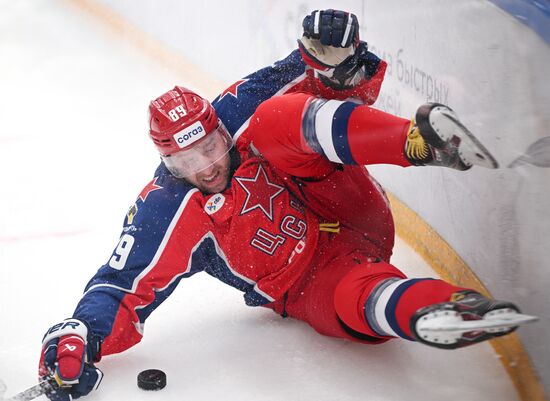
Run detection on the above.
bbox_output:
[138,177,162,202]
[235,165,285,221]
[220,79,247,99]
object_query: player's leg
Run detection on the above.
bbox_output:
[271,247,530,349]
[294,165,396,261]
[301,97,499,170]
[268,250,398,344]
[251,93,497,178]
[335,260,532,349]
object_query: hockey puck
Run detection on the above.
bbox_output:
[137,369,167,391]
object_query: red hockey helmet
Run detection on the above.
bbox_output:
[149,86,219,156]
[148,86,233,178]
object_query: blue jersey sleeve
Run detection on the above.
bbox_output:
[73,167,207,355]
[212,50,306,137]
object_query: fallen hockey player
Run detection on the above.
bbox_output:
[37,9,537,401]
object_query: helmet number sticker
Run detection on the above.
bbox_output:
[168,105,187,122]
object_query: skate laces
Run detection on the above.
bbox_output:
[405,120,430,162]
[450,291,470,303]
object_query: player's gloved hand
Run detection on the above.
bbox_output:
[39,319,103,401]
[302,9,359,48]
[298,10,370,90]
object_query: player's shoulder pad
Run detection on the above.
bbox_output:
[123,163,199,231]
[212,50,306,137]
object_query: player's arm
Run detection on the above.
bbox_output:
[212,9,386,143]
[39,171,209,401]
[74,173,209,355]
[296,9,387,104]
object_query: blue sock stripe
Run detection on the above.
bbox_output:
[385,278,435,341]
[332,102,359,165]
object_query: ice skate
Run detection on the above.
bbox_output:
[410,291,538,349]
[405,103,499,170]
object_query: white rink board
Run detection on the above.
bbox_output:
[92,0,550,394]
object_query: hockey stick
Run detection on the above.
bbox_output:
[0,377,58,401]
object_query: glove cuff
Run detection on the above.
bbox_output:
[42,319,88,346]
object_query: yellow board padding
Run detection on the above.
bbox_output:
[63,1,548,400]
[388,192,547,401]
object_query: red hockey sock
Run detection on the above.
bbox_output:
[334,261,407,340]
[334,258,468,342]
[369,278,467,340]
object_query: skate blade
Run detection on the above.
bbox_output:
[418,312,538,333]
[433,108,499,169]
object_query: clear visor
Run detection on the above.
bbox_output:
[162,124,233,178]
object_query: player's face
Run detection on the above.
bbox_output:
[162,125,233,194]
[184,152,232,194]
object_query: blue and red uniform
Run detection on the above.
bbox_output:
[72,49,462,356]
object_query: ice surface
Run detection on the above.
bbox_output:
[0,1,519,400]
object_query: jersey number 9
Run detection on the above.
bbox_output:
[108,234,135,270]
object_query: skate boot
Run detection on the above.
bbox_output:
[405,103,499,170]
[410,290,538,349]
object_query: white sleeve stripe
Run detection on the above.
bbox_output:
[313,11,320,35]
[314,100,346,163]
[232,116,251,142]
[254,284,275,302]
[341,20,353,47]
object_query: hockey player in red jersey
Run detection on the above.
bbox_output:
[38,10,536,401]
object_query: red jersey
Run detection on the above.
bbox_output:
[73,49,395,356]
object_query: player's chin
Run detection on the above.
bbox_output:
[197,169,229,194]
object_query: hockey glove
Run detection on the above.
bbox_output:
[39,319,103,401]
[302,9,359,48]
[298,10,371,90]
[299,39,372,90]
